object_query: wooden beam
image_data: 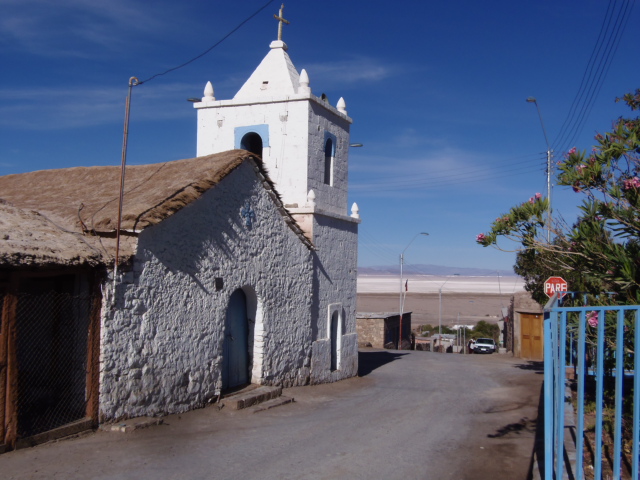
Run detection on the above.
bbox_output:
[0,287,7,446]
[85,280,102,426]
[2,290,18,449]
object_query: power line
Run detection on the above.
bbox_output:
[356,153,541,185]
[353,156,546,192]
[552,0,635,154]
[560,0,634,153]
[138,0,276,85]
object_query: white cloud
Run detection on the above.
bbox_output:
[0,81,197,130]
[302,56,402,87]
[349,144,541,198]
[0,0,169,57]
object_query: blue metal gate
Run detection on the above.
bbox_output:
[544,294,640,479]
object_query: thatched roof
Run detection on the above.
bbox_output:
[0,201,103,267]
[0,150,311,267]
[0,150,249,234]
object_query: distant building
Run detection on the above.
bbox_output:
[356,312,413,349]
[508,291,543,360]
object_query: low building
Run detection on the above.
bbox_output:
[508,291,544,360]
[0,18,361,451]
[356,312,412,350]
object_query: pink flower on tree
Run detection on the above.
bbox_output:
[577,164,587,174]
[476,233,486,243]
[623,177,640,190]
[535,192,542,200]
[587,311,599,328]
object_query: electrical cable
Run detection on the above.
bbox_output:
[552,0,618,151]
[559,0,634,153]
[354,160,545,193]
[137,0,276,85]
[355,153,541,185]
[552,0,635,155]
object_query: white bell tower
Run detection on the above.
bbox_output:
[192,9,354,222]
[192,5,361,384]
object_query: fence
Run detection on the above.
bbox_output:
[543,294,640,479]
[1,290,98,442]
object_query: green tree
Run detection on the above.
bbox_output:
[477,89,640,305]
[473,320,500,341]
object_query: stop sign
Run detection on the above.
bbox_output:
[544,276,568,298]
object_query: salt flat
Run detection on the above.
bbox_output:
[357,274,525,295]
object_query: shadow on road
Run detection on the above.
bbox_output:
[514,361,544,374]
[487,417,537,438]
[358,350,408,377]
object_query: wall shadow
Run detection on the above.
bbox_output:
[358,350,407,377]
[514,360,544,374]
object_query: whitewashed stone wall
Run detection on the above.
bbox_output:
[196,96,350,217]
[99,161,314,421]
[307,213,359,383]
[306,102,351,216]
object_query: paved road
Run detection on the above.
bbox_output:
[1,350,543,480]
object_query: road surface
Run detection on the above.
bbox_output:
[1,350,543,480]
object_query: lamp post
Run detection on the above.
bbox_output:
[399,232,429,349]
[438,274,459,352]
[526,97,553,243]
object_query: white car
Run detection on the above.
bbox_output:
[474,338,496,354]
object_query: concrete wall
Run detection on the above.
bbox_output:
[99,161,314,421]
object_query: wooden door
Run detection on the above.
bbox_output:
[222,289,249,390]
[521,313,543,360]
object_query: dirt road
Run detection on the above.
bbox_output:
[1,350,542,480]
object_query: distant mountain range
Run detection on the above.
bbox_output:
[357,264,517,277]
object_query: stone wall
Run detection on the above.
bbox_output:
[99,161,314,421]
[356,313,412,350]
[356,316,385,348]
[309,213,359,383]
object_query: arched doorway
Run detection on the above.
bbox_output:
[240,132,263,157]
[330,311,340,371]
[222,289,250,390]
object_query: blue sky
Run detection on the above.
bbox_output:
[1,0,638,272]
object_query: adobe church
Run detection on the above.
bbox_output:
[191,16,361,385]
[0,7,359,445]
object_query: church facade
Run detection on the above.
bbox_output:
[192,35,361,383]
[0,17,359,443]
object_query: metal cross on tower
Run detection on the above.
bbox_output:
[274,4,290,41]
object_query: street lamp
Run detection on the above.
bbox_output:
[526,97,553,243]
[438,274,459,352]
[399,232,429,349]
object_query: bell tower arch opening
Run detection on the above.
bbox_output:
[240,132,263,157]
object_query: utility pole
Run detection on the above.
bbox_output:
[527,97,553,243]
